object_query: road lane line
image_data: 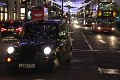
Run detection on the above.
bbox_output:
[88,44,93,50]
[81,32,85,38]
[81,32,93,50]
[72,49,120,52]
[34,79,45,80]
[85,39,89,44]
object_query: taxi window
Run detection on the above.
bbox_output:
[22,22,59,39]
[35,23,58,39]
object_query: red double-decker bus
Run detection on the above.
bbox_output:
[92,0,117,33]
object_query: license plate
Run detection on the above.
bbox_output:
[7,29,14,31]
[19,64,35,68]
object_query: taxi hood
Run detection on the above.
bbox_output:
[16,39,59,47]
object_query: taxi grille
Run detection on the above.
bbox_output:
[19,46,36,63]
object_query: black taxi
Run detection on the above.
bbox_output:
[5,20,72,73]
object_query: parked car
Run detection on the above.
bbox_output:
[0,21,4,29]
[0,21,4,37]
[0,20,24,40]
[5,20,72,73]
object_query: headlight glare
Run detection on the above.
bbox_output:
[7,47,14,54]
[112,28,115,31]
[98,27,101,30]
[44,47,51,54]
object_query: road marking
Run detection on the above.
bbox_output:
[81,32,93,50]
[97,67,120,74]
[85,39,89,43]
[34,79,45,80]
[72,49,120,52]
[81,32,86,39]
[88,44,93,50]
[71,39,74,42]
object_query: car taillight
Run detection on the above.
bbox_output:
[16,27,23,32]
[1,28,7,32]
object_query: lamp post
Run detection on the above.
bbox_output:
[61,0,63,20]
[66,1,71,27]
[25,0,28,22]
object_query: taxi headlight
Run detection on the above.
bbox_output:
[7,47,14,54]
[44,47,51,54]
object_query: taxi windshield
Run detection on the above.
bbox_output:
[22,21,59,39]
[34,23,59,39]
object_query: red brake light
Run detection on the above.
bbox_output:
[15,27,23,32]
[1,28,7,32]
[9,20,14,23]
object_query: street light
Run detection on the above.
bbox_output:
[66,1,72,27]
[25,1,28,22]
[61,0,63,20]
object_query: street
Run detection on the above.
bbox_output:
[0,25,120,80]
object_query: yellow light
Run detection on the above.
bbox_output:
[110,36,115,40]
[98,11,102,16]
[113,11,116,17]
[97,35,102,39]
[7,58,12,62]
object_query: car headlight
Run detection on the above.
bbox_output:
[44,47,51,55]
[112,28,115,31]
[74,20,79,24]
[7,47,14,54]
[97,27,101,30]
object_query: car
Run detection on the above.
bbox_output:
[0,21,4,37]
[84,18,92,27]
[0,21,4,29]
[5,20,72,73]
[0,20,24,41]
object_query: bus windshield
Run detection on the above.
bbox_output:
[97,18,115,26]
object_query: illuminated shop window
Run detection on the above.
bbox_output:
[5,13,7,20]
[5,8,7,12]
[21,8,25,13]
[1,7,4,11]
